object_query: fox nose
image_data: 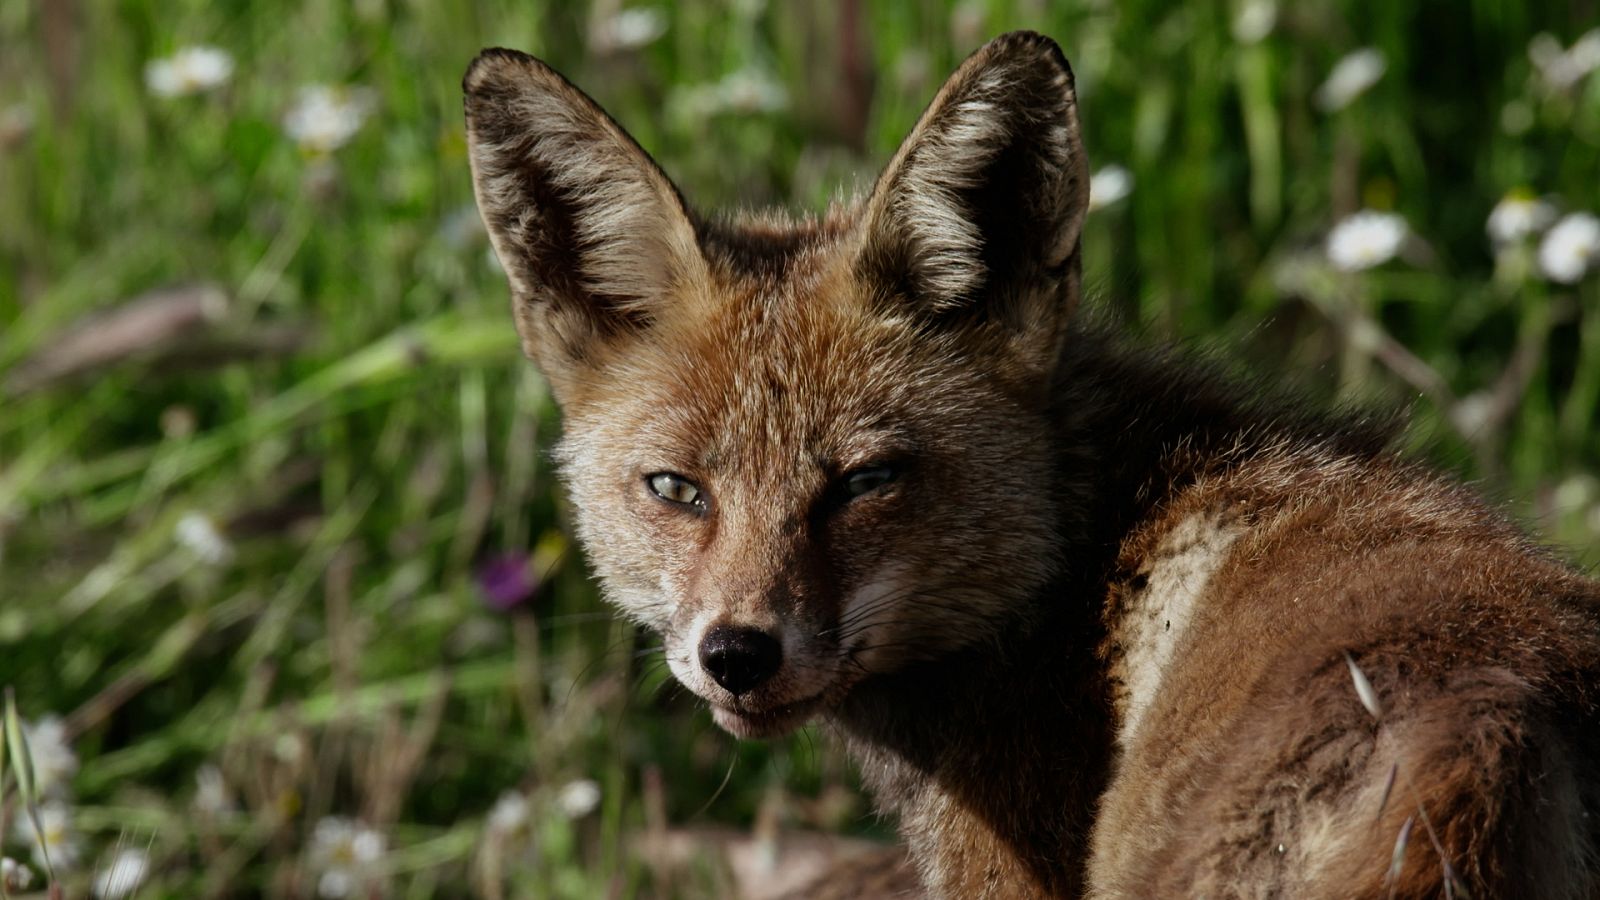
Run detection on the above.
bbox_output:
[698,625,783,696]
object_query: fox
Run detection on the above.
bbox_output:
[463,30,1600,898]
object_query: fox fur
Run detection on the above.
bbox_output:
[464,31,1600,898]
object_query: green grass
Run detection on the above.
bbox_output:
[1,0,1597,896]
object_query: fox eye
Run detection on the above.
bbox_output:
[842,465,898,499]
[647,472,704,509]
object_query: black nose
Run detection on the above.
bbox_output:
[698,625,783,696]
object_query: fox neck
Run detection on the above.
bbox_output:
[834,577,1113,896]
[828,325,1393,896]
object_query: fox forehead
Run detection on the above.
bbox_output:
[559,246,990,477]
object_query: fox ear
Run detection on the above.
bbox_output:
[463,48,706,398]
[858,32,1089,365]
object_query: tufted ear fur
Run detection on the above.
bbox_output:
[857,32,1089,372]
[463,48,708,401]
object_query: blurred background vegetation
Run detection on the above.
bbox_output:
[1,0,1598,896]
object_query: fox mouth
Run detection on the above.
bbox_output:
[710,691,828,739]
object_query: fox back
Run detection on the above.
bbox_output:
[465,32,1600,899]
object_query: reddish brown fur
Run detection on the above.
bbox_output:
[1093,446,1600,896]
[464,32,1600,899]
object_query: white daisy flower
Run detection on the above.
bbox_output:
[1572,30,1600,77]
[1500,99,1535,136]
[892,49,932,94]
[949,1,986,50]
[92,848,150,900]
[1554,474,1597,512]
[194,764,234,816]
[1316,48,1386,112]
[309,817,385,899]
[2,857,34,892]
[1529,34,1566,76]
[486,790,532,838]
[1538,212,1600,283]
[273,732,309,766]
[19,801,81,872]
[1529,29,1600,91]
[591,7,667,53]
[22,716,79,799]
[283,86,375,154]
[1326,211,1408,271]
[0,104,34,149]
[556,778,601,819]
[1449,391,1495,438]
[175,512,234,566]
[718,69,788,114]
[1487,192,1557,246]
[145,46,234,98]
[1087,165,1133,211]
[672,69,788,120]
[1232,0,1277,44]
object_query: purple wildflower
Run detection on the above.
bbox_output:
[475,553,537,612]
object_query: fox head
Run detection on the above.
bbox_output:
[465,32,1089,738]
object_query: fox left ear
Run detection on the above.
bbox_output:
[858,32,1089,371]
[463,48,708,404]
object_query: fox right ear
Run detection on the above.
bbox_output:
[463,49,707,400]
[857,32,1089,374]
